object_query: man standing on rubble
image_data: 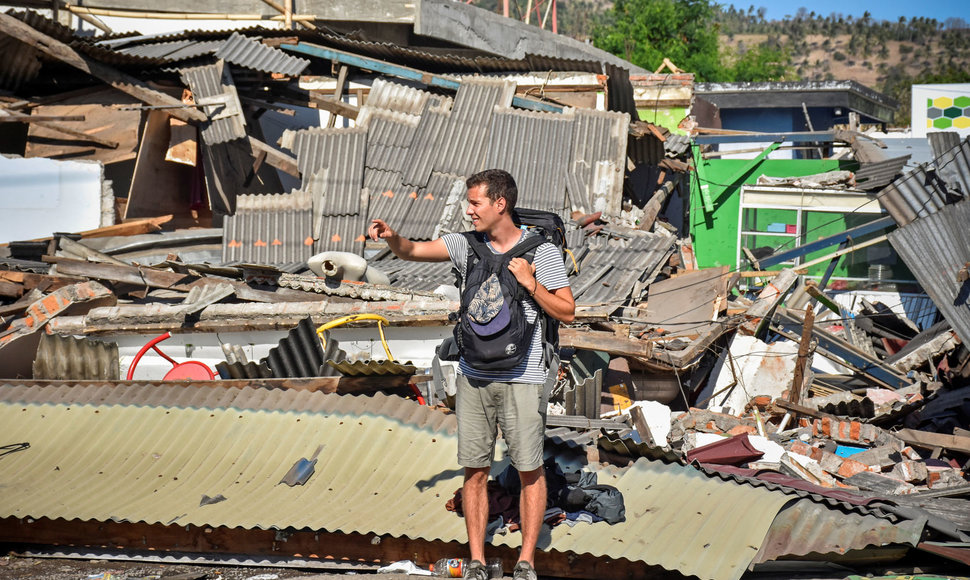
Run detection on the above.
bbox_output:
[368,169,575,580]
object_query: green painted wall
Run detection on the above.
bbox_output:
[688,153,902,283]
[638,107,688,135]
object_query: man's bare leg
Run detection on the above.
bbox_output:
[463,466,491,563]
[516,466,546,565]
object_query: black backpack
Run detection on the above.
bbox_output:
[455,232,543,370]
[454,209,569,370]
[511,208,572,350]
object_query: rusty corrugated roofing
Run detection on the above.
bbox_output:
[0,391,795,580]
[752,497,924,563]
[214,32,310,76]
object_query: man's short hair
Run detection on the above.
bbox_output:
[466,169,518,210]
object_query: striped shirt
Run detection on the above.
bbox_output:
[442,230,570,384]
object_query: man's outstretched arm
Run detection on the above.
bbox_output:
[368,219,450,262]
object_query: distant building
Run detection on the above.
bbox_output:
[912,83,970,138]
[694,81,897,159]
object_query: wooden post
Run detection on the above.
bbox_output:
[327,65,349,129]
[629,405,656,447]
[284,0,293,30]
[789,306,815,406]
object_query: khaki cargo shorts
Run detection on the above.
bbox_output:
[456,375,547,472]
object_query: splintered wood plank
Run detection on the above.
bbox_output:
[166,119,199,166]
[0,13,205,124]
[25,98,140,163]
[126,110,211,226]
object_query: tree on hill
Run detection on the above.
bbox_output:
[592,0,722,81]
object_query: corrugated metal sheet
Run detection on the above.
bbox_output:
[400,78,514,189]
[928,131,962,160]
[605,62,637,118]
[222,191,314,265]
[31,334,119,381]
[572,233,676,305]
[264,316,326,377]
[485,107,574,216]
[879,137,970,226]
[437,77,516,178]
[366,169,417,233]
[214,32,309,76]
[0,394,795,580]
[179,60,247,144]
[753,497,924,563]
[570,108,629,213]
[0,32,42,91]
[115,39,224,62]
[361,109,419,174]
[373,257,456,292]
[326,359,417,376]
[0,383,453,430]
[316,213,369,255]
[401,106,451,188]
[888,199,970,346]
[854,155,911,191]
[288,127,367,220]
[362,77,452,117]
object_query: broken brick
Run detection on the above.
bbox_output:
[891,460,928,484]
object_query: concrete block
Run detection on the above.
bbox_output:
[900,446,922,461]
[850,446,897,469]
[891,460,928,483]
[927,469,968,489]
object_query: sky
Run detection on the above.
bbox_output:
[719,1,966,25]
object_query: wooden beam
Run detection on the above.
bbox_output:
[896,428,970,455]
[0,12,206,124]
[259,0,317,29]
[789,306,814,406]
[559,328,653,357]
[0,114,85,123]
[0,216,173,247]
[1,109,120,148]
[306,88,359,120]
[248,136,300,178]
[327,65,349,128]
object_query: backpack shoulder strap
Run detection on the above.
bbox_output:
[507,233,544,260]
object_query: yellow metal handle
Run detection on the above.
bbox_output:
[315,314,394,361]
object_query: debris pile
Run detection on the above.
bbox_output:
[1,5,970,580]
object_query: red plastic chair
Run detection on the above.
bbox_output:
[126,331,214,381]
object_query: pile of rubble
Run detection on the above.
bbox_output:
[3,4,970,579]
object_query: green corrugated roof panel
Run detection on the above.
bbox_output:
[0,398,791,580]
